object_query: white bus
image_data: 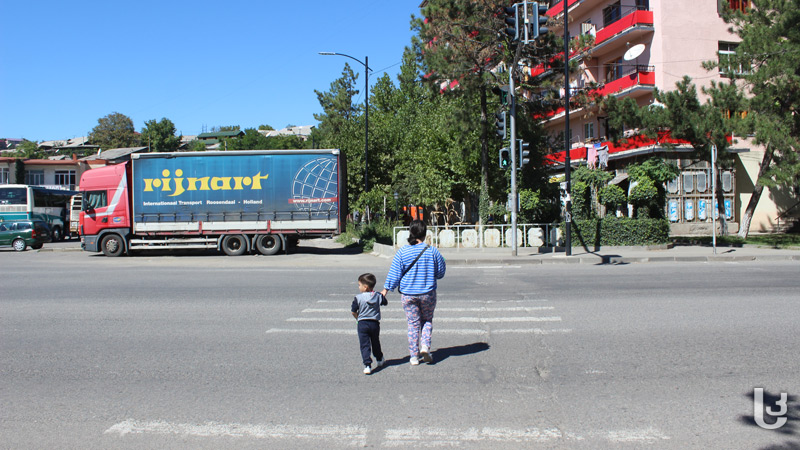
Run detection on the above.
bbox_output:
[0,184,79,241]
[69,193,82,238]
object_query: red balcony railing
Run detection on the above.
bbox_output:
[595,9,654,45]
[596,65,655,97]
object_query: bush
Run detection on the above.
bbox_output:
[336,219,400,252]
[565,217,671,247]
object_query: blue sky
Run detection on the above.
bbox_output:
[0,0,422,142]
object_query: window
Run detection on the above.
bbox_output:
[636,0,649,10]
[604,57,625,83]
[0,168,9,184]
[83,191,108,210]
[719,42,748,78]
[581,20,596,36]
[584,122,595,141]
[729,0,750,12]
[25,170,44,186]
[54,170,76,188]
[602,1,622,27]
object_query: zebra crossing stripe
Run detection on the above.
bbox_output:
[302,306,555,313]
[286,317,561,323]
[265,328,572,335]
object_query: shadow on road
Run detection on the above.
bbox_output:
[737,388,799,450]
[377,342,490,371]
[431,342,490,365]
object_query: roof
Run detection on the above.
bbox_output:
[258,125,314,139]
[39,136,96,149]
[197,130,244,139]
[81,147,148,162]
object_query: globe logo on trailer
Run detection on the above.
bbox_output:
[291,158,338,217]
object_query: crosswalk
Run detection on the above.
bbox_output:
[265,294,572,337]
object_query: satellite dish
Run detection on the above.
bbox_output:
[623,44,646,61]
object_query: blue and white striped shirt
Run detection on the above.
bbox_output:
[384,243,446,295]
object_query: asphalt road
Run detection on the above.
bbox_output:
[1,242,799,449]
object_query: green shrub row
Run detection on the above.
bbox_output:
[564,217,671,247]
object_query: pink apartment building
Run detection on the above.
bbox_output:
[539,0,795,234]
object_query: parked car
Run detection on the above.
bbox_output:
[0,220,52,251]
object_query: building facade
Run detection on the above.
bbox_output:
[540,0,793,234]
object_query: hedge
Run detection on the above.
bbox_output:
[563,217,671,247]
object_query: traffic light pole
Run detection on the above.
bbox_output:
[509,62,519,256]
[563,0,572,256]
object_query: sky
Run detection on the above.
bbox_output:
[0,0,422,142]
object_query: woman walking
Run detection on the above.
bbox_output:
[381,220,446,365]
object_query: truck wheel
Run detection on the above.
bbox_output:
[222,234,247,256]
[12,238,27,252]
[101,234,125,257]
[255,234,281,255]
[51,226,63,242]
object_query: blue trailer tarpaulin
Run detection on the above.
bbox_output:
[132,151,340,222]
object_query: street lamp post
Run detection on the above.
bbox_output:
[319,52,371,198]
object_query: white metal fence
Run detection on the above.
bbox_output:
[393,223,562,249]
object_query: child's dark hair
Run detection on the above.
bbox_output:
[358,273,376,290]
[407,219,427,245]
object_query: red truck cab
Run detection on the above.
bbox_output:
[79,162,132,254]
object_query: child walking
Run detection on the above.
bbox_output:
[351,273,388,375]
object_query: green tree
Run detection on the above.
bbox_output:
[706,0,800,237]
[188,140,207,152]
[89,112,139,150]
[414,0,583,224]
[140,118,181,152]
[211,125,240,132]
[627,157,680,219]
[14,140,41,158]
[314,63,360,145]
[225,128,269,150]
[258,124,274,131]
[607,77,744,233]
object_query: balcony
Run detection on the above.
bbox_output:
[591,8,654,58]
[539,64,655,124]
[596,64,655,98]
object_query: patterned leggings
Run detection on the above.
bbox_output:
[401,291,437,357]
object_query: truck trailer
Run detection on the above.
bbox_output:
[79,149,346,256]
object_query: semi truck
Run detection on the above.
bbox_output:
[78,149,346,256]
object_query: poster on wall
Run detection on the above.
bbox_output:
[669,200,679,222]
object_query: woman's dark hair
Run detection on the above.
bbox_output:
[407,219,427,245]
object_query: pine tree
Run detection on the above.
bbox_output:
[708,0,800,237]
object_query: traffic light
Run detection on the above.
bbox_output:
[532,1,549,39]
[494,111,507,139]
[499,148,511,169]
[518,140,530,168]
[492,85,510,106]
[503,4,519,41]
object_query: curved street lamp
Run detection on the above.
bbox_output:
[319,52,372,195]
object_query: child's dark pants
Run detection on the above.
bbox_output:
[357,320,383,366]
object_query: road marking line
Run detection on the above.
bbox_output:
[603,427,671,443]
[265,328,572,335]
[106,421,664,445]
[104,420,366,444]
[302,307,555,313]
[383,427,567,446]
[315,299,550,303]
[286,317,562,323]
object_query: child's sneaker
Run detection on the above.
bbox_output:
[363,365,372,375]
[420,345,433,363]
[375,358,385,368]
[410,356,419,366]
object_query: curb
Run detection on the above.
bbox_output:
[372,242,800,265]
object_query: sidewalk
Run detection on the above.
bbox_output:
[372,242,800,265]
